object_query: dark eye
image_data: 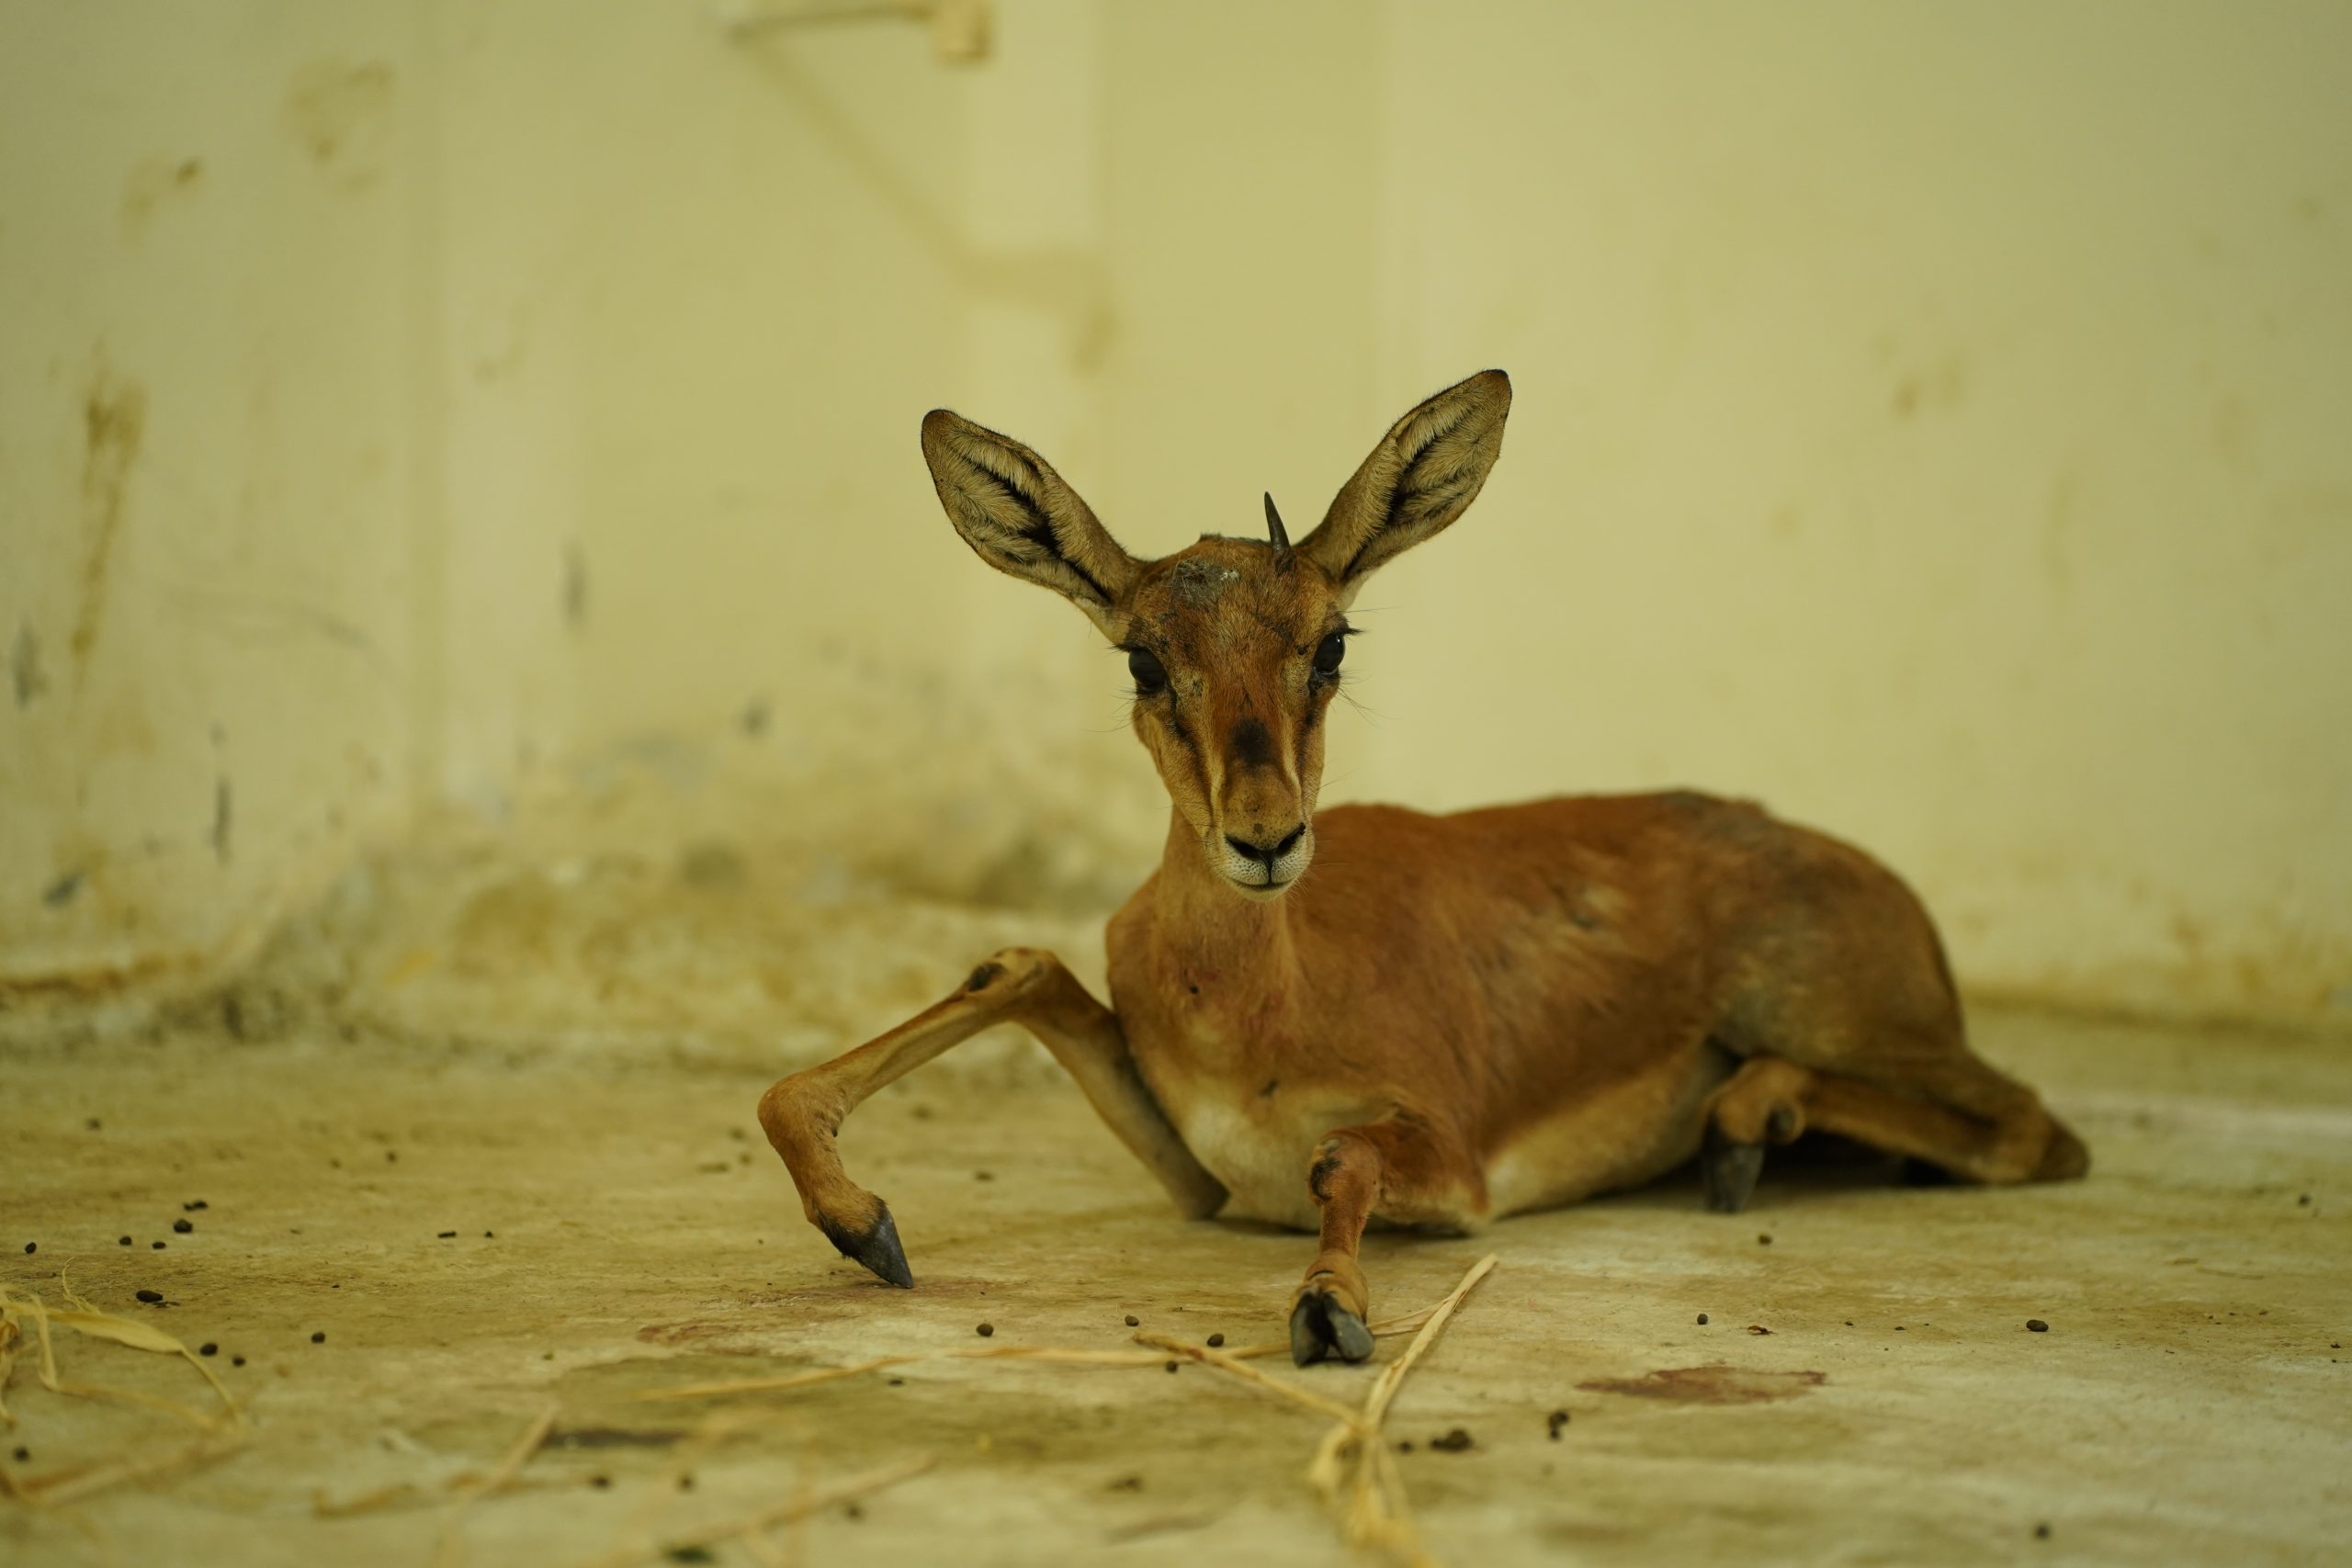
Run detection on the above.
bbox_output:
[1311,631,1347,679]
[1127,647,1168,695]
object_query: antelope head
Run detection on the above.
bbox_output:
[919,370,1512,900]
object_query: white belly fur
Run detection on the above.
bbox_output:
[1167,1091,1387,1231]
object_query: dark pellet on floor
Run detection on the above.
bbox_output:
[1430,1428,1475,1452]
[2028,1318,2050,1332]
[676,1474,695,1492]
[1125,1314,1139,1326]
[974,1170,993,1181]
[136,1289,163,1303]
[232,1356,245,1367]
[1758,1234,1773,1245]
[888,1377,905,1386]
[437,1231,457,1238]
[1165,1360,1179,1372]
[1697,1313,1709,1325]
[1396,1439,1414,1452]
[1547,1410,1570,1439]
[119,1236,131,1246]
[311,1331,325,1343]
[590,1475,610,1489]
[199,1342,218,1357]
[86,1118,100,1131]
[11,1447,27,1461]
[483,1231,493,1237]
[976,1322,994,1337]
[184,1200,208,1212]
[174,1219,193,1234]
[843,1502,865,1521]
[20,1243,31,1255]
[153,1240,165,1249]
[2298,1193,2311,1205]
[2035,1523,2052,1540]
[1206,1333,1225,1348]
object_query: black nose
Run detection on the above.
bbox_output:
[1226,824,1306,867]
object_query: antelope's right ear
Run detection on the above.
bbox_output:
[1299,369,1511,604]
[920,410,1142,636]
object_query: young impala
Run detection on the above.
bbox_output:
[758,369,2089,1365]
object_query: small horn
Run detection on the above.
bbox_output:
[1263,491,1291,554]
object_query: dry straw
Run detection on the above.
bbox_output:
[0,1276,251,1509]
[624,1253,1500,1567]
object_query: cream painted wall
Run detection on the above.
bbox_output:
[1,4,426,999]
[5,1,2346,1031]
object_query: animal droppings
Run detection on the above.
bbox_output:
[135,1289,163,1303]
[2027,1319,2050,1332]
[152,1240,165,1249]
[437,1230,457,1238]
[1124,1314,1139,1327]
[174,1218,193,1234]
[1206,1333,1226,1348]
[975,1322,993,1337]
[311,1331,326,1343]
[118,1235,131,1246]
[1546,1410,1570,1439]
[1697,1313,1709,1325]
[199,1342,218,1356]
[19,1243,31,1255]
[1429,1428,1475,1452]
[1758,1234,1772,1246]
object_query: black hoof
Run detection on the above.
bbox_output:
[1289,1290,1375,1367]
[1702,1128,1764,1214]
[817,1201,914,1289]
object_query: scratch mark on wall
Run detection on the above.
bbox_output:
[70,369,148,690]
[564,544,589,631]
[211,778,234,864]
[10,625,46,707]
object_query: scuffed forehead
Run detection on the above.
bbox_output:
[1119,536,1341,656]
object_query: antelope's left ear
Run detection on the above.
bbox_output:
[1298,369,1511,603]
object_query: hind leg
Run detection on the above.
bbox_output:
[1701,1049,2087,1211]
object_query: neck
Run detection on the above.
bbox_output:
[1155,808,1297,985]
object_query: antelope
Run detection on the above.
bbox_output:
[757,369,2090,1366]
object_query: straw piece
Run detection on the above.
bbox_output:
[1304,1254,1498,1568]
[562,1454,934,1568]
[16,1428,251,1507]
[0,1313,19,1427]
[625,1355,919,1404]
[1133,1334,1363,1427]
[431,1404,560,1568]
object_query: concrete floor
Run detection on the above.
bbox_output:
[3,1006,2347,1566]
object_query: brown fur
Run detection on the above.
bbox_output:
[758,370,2087,1350]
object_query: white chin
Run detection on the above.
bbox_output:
[1226,875,1294,902]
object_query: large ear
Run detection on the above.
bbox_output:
[920,410,1142,635]
[1298,369,1511,602]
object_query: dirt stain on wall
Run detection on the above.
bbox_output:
[119,155,205,241]
[11,625,47,707]
[282,61,393,191]
[69,369,148,690]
